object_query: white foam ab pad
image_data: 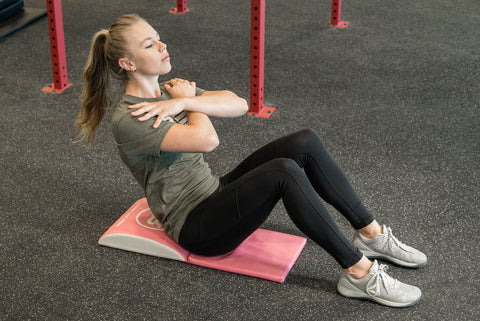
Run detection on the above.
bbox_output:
[99,198,307,282]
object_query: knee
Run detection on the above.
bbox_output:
[293,129,324,149]
[297,128,321,141]
[297,128,318,138]
[267,159,307,192]
[269,158,302,173]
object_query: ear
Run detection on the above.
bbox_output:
[118,57,133,71]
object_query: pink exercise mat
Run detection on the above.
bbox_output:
[99,198,306,282]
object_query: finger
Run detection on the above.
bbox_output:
[137,114,150,121]
[130,102,155,116]
[153,117,163,128]
[132,107,149,116]
[132,102,160,116]
[176,78,188,84]
[152,110,170,127]
[138,110,158,121]
[128,101,149,109]
[136,105,157,119]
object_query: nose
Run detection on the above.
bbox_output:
[158,41,167,52]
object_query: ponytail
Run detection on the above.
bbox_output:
[75,13,145,145]
[76,30,110,144]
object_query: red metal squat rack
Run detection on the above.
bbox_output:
[41,0,349,100]
[146,0,348,117]
[248,0,276,118]
[42,0,71,93]
[330,0,349,28]
[248,0,349,117]
[169,0,188,14]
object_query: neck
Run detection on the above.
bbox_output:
[125,74,162,98]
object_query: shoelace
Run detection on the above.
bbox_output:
[366,264,398,296]
[385,227,410,252]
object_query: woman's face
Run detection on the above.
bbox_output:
[124,21,171,76]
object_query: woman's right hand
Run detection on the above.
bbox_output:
[129,99,186,128]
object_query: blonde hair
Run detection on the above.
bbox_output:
[76,13,145,144]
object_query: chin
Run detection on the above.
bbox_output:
[159,64,172,75]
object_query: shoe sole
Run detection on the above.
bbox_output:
[337,282,422,308]
[358,248,428,269]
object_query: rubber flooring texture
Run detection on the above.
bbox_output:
[1,0,479,320]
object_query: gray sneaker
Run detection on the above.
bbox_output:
[337,260,422,307]
[352,225,427,268]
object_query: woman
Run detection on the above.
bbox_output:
[77,14,427,307]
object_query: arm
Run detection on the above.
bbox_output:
[130,79,248,125]
[130,79,223,153]
[160,112,219,153]
[165,78,248,117]
[182,90,249,117]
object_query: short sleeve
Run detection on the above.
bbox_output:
[112,104,176,156]
[196,87,205,96]
[112,83,207,157]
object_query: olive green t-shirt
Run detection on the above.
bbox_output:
[111,83,219,241]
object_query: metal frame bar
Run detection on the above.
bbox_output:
[169,0,188,14]
[330,0,349,28]
[248,0,276,118]
[42,0,71,93]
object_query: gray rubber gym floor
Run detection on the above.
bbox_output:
[1,0,479,320]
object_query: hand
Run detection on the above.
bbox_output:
[129,99,185,128]
[165,78,196,98]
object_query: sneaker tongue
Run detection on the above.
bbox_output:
[381,224,388,235]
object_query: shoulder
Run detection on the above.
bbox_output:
[111,95,141,132]
[111,94,174,145]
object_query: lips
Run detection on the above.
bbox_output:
[161,55,170,62]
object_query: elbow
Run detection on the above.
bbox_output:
[203,132,219,152]
[223,91,248,116]
[239,98,249,115]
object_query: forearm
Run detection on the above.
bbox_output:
[186,112,219,150]
[160,111,219,153]
[187,111,216,133]
[182,90,249,118]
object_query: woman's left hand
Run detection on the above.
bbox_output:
[129,99,185,128]
[165,78,196,98]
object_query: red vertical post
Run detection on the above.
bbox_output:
[177,0,188,13]
[42,0,71,93]
[169,0,188,14]
[330,0,349,28]
[248,0,275,118]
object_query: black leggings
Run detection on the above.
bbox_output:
[179,129,374,268]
